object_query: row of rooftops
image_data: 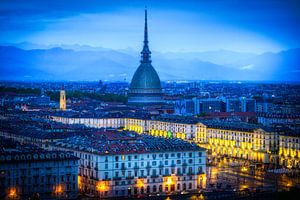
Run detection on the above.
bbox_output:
[1,109,299,141]
[0,136,78,162]
[51,130,204,155]
[257,112,300,119]
[51,111,280,132]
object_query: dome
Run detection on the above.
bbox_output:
[127,8,164,105]
[130,63,161,89]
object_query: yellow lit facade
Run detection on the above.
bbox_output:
[124,118,146,134]
[59,89,66,111]
[279,134,300,168]
[199,127,278,164]
[51,115,300,168]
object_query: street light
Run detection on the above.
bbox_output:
[8,187,17,199]
[54,184,63,199]
[241,166,248,172]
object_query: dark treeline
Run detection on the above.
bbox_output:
[46,91,127,103]
[0,87,127,103]
[0,87,41,95]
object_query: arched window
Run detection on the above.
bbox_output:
[140,187,144,194]
[159,185,162,192]
[177,183,181,190]
[153,185,157,192]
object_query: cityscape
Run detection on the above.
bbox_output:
[1,0,300,200]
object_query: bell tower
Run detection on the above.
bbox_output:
[59,85,66,111]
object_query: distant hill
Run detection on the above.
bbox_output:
[0,45,299,81]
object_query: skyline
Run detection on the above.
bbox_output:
[1,0,300,53]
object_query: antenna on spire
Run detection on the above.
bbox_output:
[141,6,151,63]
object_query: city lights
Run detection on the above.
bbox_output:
[136,179,145,188]
[96,181,109,192]
[8,187,17,198]
[54,184,63,195]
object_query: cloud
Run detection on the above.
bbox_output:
[241,64,254,70]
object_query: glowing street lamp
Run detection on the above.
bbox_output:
[96,181,108,192]
[8,187,17,199]
[136,179,145,188]
[54,184,63,197]
[241,166,248,172]
[165,177,173,186]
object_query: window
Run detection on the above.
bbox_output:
[165,168,169,175]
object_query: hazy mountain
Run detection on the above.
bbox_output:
[0,45,299,81]
[229,48,300,81]
[159,50,257,65]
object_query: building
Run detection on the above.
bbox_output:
[200,98,225,113]
[0,137,79,200]
[279,132,300,168]
[174,98,225,115]
[258,113,300,126]
[174,98,198,115]
[51,113,300,168]
[60,86,66,111]
[47,130,206,198]
[226,98,242,112]
[240,97,256,112]
[128,9,163,105]
[197,122,279,164]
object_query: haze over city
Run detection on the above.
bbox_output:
[1,1,300,200]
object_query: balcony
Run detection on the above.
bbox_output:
[134,166,139,170]
[159,164,164,168]
[163,174,171,177]
[126,176,134,180]
[146,165,151,169]
[113,177,122,180]
[150,175,159,178]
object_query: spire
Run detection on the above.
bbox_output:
[141,7,151,63]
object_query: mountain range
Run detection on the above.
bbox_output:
[0,43,299,81]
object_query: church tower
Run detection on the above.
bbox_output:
[59,85,66,111]
[128,8,163,105]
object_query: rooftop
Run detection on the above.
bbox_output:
[52,130,204,155]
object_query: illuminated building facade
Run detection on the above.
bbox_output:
[279,133,300,168]
[51,115,300,168]
[59,86,66,111]
[0,146,78,199]
[48,131,206,198]
[199,124,278,164]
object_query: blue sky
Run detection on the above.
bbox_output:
[0,0,299,53]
